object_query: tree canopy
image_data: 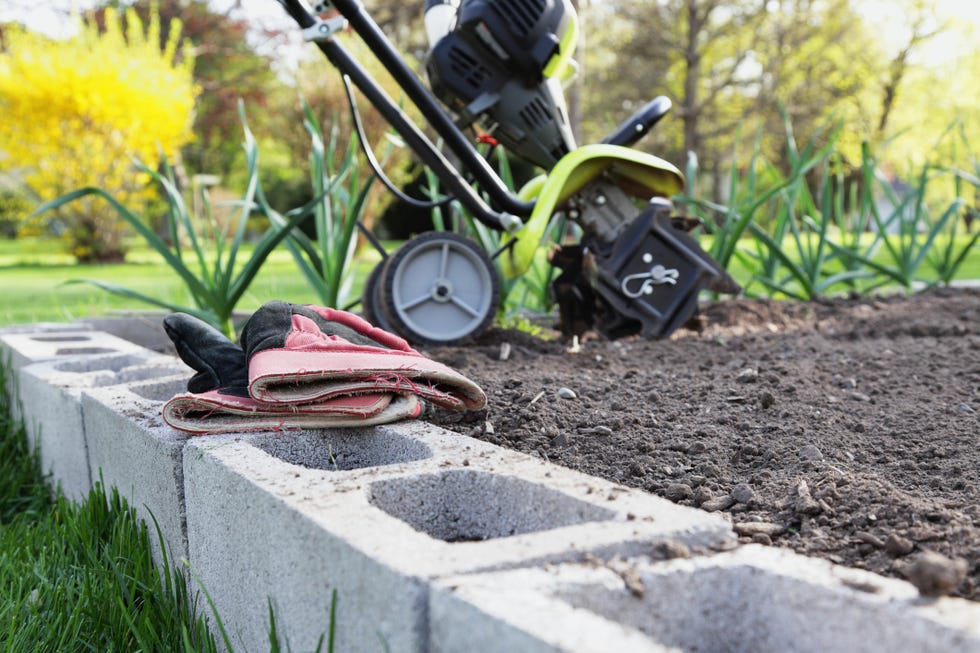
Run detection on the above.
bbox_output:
[0,6,196,261]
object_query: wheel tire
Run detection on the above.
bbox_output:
[380,231,500,346]
[360,260,395,333]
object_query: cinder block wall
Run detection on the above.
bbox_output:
[3,323,978,653]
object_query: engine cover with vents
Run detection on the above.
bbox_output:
[426,0,577,169]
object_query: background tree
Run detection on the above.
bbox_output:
[96,0,286,179]
[576,0,955,201]
[0,7,196,262]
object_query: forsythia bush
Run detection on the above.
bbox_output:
[0,7,197,261]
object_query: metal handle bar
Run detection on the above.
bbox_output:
[601,96,672,148]
[276,0,532,231]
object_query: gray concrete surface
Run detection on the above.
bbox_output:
[82,374,194,563]
[17,351,183,500]
[0,328,145,370]
[183,422,733,652]
[431,545,980,653]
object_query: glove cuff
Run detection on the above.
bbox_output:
[163,390,421,434]
[247,348,486,410]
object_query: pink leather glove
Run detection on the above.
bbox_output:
[240,301,487,411]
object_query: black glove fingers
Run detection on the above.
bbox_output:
[163,313,248,394]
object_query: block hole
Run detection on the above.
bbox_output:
[129,378,188,403]
[555,561,912,653]
[369,470,615,542]
[252,429,432,471]
[54,347,117,356]
[30,335,91,342]
[55,354,147,374]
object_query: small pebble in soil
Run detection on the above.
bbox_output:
[835,375,858,389]
[731,484,755,504]
[758,391,776,408]
[794,479,822,515]
[549,433,569,448]
[693,486,714,506]
[701,496,735,512]
[901,550,968,596]
[580,425,613,436]
[884,533,915,557]
[664,483,694,501]
[687,441,708,454]
[734,521,785,537]
[557,387,577,400]
[735,367,759,383]
[799,444,824,461]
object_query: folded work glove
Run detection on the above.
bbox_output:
[240,301,487,411]
[161,312,420,434]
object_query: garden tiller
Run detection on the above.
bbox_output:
[274,0,739,345]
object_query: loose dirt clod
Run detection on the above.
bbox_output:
[901,550,969,596]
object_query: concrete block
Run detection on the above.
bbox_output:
[18,351,187,501]
[430,545,980,653]
[76,313,173,353]
[0,329,145,370]
[182,421,733,653]
[81,374,194,564]
[0,322,89,336]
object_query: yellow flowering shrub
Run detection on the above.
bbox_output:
[0,7,197,261]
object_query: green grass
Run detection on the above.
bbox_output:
[1,226,977,329]
[0,357,223,652]
[0,352,342,652]
[715,230,980,299]
[0,237,382,328]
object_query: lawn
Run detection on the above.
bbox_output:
[0,237,380,327]
[0,356,223,652]
[0,231,977,329]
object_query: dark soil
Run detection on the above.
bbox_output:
[424,287,980,601]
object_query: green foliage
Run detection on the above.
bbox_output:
[681,112,978,300]
[31,111,313,338]
[678,109,842,284]
[261,34,422,230]
[0,486,218,652]
[259,102,374,310]
[0,363,219,651]
[0,6,196,263]
[0,355,50,523]
[0,190,30,239]
[828,158,977,292]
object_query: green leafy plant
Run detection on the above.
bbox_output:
[921,125,980,286]
[826,136,975,292]
[259,102,374,310]
[32,110,312,337]
[677,108,980,300]
[678,109,843,284]
[736,126,872,300]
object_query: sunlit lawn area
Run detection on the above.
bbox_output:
[0,237,382,327]
[1,232,977,329]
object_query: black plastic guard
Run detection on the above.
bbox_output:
[592,206,728,340]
